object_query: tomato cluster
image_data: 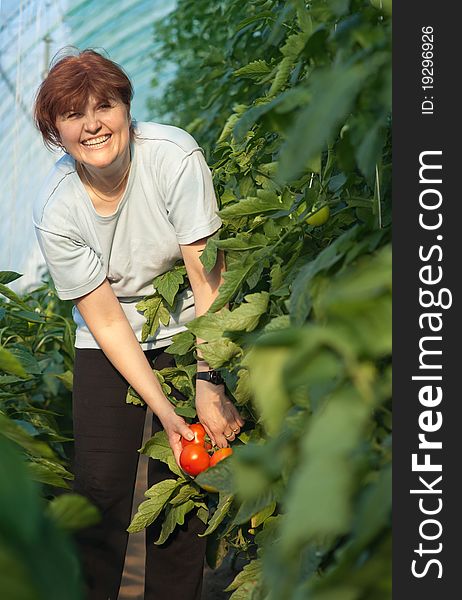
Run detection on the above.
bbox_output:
[179,423,233,478]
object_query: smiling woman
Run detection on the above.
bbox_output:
[31,48,243,600]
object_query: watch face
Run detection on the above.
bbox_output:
[210,371,220,384]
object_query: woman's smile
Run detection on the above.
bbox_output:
[81,133,112,149]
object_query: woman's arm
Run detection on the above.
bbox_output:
[180,240,244,448]
[74,279,194,465]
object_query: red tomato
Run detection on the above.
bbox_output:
[180,445,210,476]
[210,447,233,468]
[181,423,211,449]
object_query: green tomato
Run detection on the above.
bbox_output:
[305,205,330,227]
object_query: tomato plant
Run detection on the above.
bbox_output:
[140,1,392,597]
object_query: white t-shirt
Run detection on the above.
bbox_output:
[33,121,223,349]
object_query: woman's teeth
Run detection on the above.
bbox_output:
[81,134,111,148]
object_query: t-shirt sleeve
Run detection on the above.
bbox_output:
[164,148,222,244]
[34,226,107,301]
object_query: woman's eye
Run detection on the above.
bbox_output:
[64,112,80,119]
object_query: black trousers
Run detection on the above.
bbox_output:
[71,347,206,600]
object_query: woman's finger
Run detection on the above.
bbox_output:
[201,422,216,447]
[229,420,241,435]
[215,430,231,448]
[224,399,245,426]
[170,435,183,468]
[178,422,195,443]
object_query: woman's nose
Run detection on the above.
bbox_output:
[84,112,101,133]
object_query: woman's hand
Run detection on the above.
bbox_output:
[195,380,245,448]
[156,406,195,468]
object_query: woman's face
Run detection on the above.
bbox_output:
[55,95,131,171]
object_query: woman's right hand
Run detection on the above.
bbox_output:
[157,406,194,468]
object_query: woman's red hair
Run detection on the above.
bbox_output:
[34,48,134,151]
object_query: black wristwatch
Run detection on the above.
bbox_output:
[196,370,224,385]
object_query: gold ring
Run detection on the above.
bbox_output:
[224,432,233,438]
[232,428,239,433]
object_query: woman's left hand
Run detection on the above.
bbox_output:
[195,380,245,448]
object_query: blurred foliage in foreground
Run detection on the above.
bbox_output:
[0,272,99,598]
[140,0,392,598]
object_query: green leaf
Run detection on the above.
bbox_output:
[199,493,233,537]
[8,309,46,323]
[234,492,277,526]
[327,0,351,16]
[195,460,235,495]
[317,246,392,315]
[223,292,269,332]
[128,479,179,533]
[47,493,101,531]
[155,499,196,545]
[0,434,42,543]
[250,501,277,528]
[197,338,242,369]
[234,369,252,405]
[0,414,56,459]
[160,367,194,397]
[136,295,171,342]
[349,466,391,552]
[174,404,196,418]
[197,506,209,524]
[0,283,30,309]
[355,121,386,182]
[209,263,256,312]
[0,547,39,600]
[218,192,290,218]
[126,385,145,406]
[236,11,274,32]
[278,63,371,182]
[200,237,219,272]
[242,346,291,436]
[225,558,262,593]
[7,347,42,375]
[206,535,229,570]
[54,370,73,391]
[290,226,359,325]
[269,30,311,96]
[165,330,195,355]
[187,311,227,342]
[152,265,187,307]
[233,87,312,142]
[0,434,84,598]
[0,346,28,378]
[189,292,268,341]
[280,387,370,555]
[140,430,183,477]
[0,271,22,285]
[295,0,313,33]
[27,461,72,490]
[169,483,199,506]
[215,233,267,252]
[234,60,272,79]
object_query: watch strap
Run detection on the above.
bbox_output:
[196,370,224,385]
